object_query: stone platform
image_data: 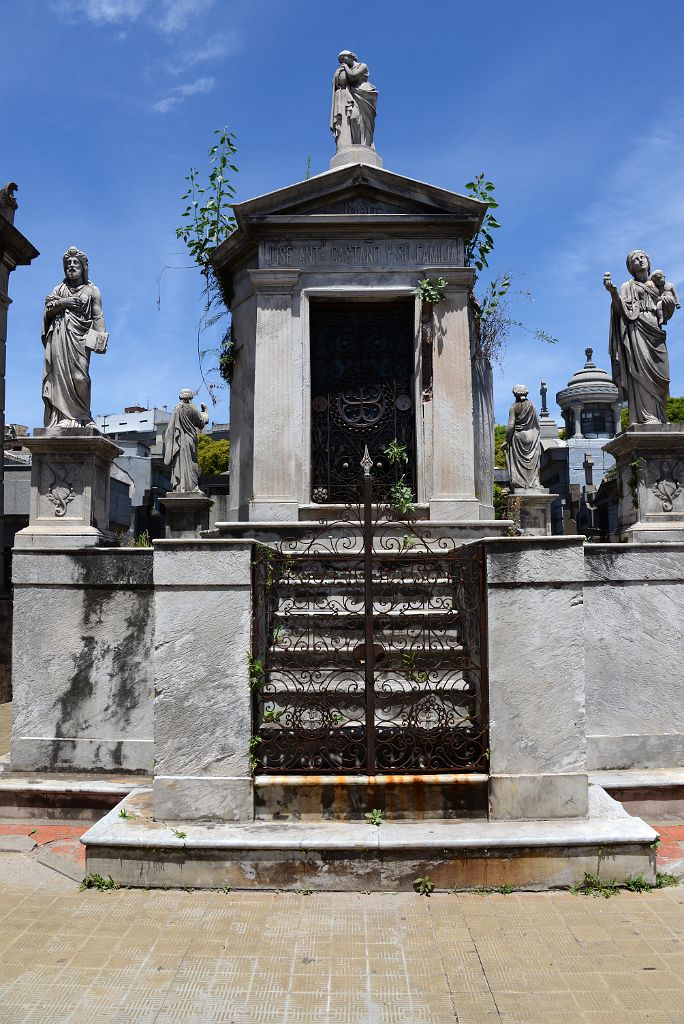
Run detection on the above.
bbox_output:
[81,786,657,891]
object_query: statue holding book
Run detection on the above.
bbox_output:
[41,246,108,429]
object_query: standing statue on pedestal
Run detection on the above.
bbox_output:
[604,250,678,424]
[331,50,378,151]
[42,246,108,429]
[163,389,209,493]
[504,384,541,490]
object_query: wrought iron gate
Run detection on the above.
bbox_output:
[310,301,416,503]
[251,459,488,775]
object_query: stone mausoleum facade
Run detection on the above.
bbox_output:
[5,57,684,890]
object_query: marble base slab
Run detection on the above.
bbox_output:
[160,493,213,539]
[507,491,556,536]
[604,424,684,542]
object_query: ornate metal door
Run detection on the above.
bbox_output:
[310,302,416,503]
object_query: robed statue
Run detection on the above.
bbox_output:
[42,246,108,428]
[163,389,209,493]
[504,384,541,491]
[331,50,378,151]
[604,250,679,424]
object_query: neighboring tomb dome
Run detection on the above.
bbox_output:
[555,347,620,439]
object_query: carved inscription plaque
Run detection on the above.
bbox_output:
[260,237,462,270]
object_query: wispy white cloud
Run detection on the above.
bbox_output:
[152,75,216,114]
[551,115,684,293]
[166,32,240,73]
[54,0,215,34]
[156,0,214,34]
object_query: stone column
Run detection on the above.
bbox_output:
[485,536,588,819]
[571,403,584,439]
[248,270,300,521]
[429,268,480,520]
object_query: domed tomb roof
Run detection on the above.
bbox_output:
[556,348,618,408]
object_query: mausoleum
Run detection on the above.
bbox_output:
[5,53,684,891]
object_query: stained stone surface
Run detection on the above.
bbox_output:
[485,538,587,818]
[10,549,154,772]
[152,541,253,821]
[585,543,684,769]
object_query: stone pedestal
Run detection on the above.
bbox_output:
[604,425,684,542]
[330,144,382,169]
[160,494,213,540]
[507,490,556,537]
[152,541,254,822]
[14,430,122,549]
[485,537,588,819]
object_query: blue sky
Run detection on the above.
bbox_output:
[4,0,684,430]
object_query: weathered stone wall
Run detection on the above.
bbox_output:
[585,544,684,769]
[485,537,587,819]
[11,549,154,772]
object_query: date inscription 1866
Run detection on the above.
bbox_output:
[261,237,462,269]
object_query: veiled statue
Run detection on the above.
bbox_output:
[331,50,378,150]
[604,250,679,424]
[504,384,541,491]
[163,389,209,493]
[42,246,108,428]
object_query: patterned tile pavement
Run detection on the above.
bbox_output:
[0,880,684,1022]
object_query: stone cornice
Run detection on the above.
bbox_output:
[0,218,39,266]
[248,269,300,293]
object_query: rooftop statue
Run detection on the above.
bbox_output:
[504,384,541,491]
[163,388,209,493]
[604,250,679,425]
[41,246,108,429]
[330,50,378,152]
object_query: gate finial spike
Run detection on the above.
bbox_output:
[361,445,373,477]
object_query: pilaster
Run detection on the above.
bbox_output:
[249,269,300,521]
[428,268,480,519]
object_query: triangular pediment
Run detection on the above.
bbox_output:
[212,163,485,276]
[231,163,485,224]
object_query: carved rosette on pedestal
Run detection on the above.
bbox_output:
[603,425,684,542]
[14,429,122,549]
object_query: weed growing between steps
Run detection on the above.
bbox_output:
[571,871,679,898]
[80,873,118,892]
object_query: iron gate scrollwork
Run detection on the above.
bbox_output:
[310,302,416,504]
[251,460,488,775]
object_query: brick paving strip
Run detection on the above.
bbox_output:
[0,879,684,1023]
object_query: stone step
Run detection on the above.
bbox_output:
[0,773,150,822]
[81,786,659,892]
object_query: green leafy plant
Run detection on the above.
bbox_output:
[248,654,265,691]
[331,712,347,726]
[656,872,678,888]
[390,479,415,517]
[400,534,416,552]
[414,277,448,305]
[493,483,508,520]
[80,873,118,892]
[401,651,429,684]
[385,439,409,466]
[624,873,653,892]
[127,530,151,548]
[570,872,620,898]
[218,323,239,385]
[173,829,187,840]
[248,735,261,773]
[197,434,230,475]
[262,708,283,723]
[364,809,384,826]
[118,807,136,820]
[497,884,514,894]
[177,126,237,275]
[413,875,435,896]
[650,837,661,849]
[464,174,500,272]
